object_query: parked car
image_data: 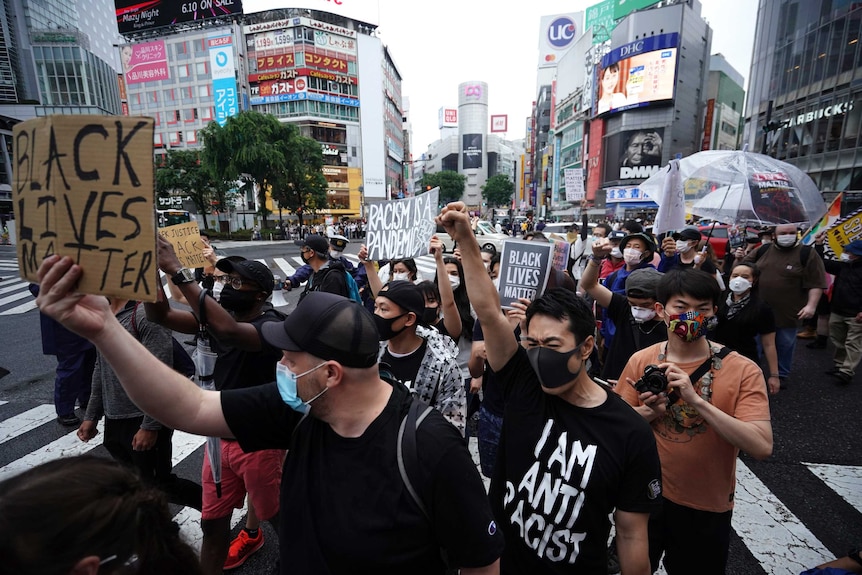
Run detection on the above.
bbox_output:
[542,222,597,239]
[698,224,731,260]
[435,221,509,254]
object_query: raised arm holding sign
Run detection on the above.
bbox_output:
[13,115,156,301]
[157,222,206,269]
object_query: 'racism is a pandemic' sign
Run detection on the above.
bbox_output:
[13,115,157,301]
[366,189,439,261]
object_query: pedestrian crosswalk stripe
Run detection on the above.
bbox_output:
[0,282,27,296]
[732,460,831,572]
[0,404,57,446]
[0,428,103,483]
[273,257,296,277]
[0,288,33,308]
[806,463,862,511]
[174,498,248,552]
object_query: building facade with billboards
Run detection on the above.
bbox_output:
[702,53,744,151]
[743,1,862,201]
[594,0,712,218]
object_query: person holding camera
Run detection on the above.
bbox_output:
[616,268,773,575]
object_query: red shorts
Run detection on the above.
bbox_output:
[201,439,284,521]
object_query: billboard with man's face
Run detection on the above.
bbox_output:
[603,128,664,182]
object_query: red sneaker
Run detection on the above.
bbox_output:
[223,528,265,570]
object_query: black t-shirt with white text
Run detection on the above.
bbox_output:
[491,347,662,574]
[221,381,504,575]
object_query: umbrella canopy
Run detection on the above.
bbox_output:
[641,150,826,228]
[194,290,222,497]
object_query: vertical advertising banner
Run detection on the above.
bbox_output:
[121,41,169,85]
[209,36,238,126]
[702,99,715,151]
[462,134,483,169]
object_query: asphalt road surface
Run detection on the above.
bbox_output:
[0,241,859,574]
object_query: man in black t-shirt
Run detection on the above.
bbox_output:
[438,202,662,575]
[37,254,504,575]
[147,238,284,573]
[374,281,466,435]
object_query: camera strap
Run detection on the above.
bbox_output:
[667,345,730,404]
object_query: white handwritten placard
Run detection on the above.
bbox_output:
[497,239,553,308]
[366,189,439,260]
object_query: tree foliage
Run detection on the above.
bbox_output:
[155,149,217,216]
[481,174,515,208]
[269,135,328,230]
[419,171,466,205]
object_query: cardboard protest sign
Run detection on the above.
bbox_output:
[158,222,206,268]
[13,115,157,301]
[366,188,439,261]
[551,239,570,270]
[497,239,554,308]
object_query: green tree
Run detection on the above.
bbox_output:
[270,135,328,233]
[200,111,296,226]
[155,150,217,216]
[419,170,466,205]
[481,174,515,208]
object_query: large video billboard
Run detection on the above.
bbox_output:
[595,32,678,117]
[462,134,483,170]
[115,0,243,35]
[603,128,665,182]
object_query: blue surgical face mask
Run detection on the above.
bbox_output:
[276,361,328,414]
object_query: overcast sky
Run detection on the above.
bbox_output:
[375,0,758,154]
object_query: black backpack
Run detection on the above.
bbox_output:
[130,302,196,378]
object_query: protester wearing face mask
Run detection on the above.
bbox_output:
[743,223,826,387]
[373,281,466,435]
[617,268,773,575]
[709,263,780,394]
[814,235,862,385]
[283,235,366,293]
[146,237,286,573]
[659,228,719,279]
[581,256,667,382]
[597,230,627,280]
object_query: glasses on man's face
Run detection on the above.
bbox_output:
[214,275,245,289]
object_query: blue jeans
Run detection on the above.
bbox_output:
[774,327,798,379]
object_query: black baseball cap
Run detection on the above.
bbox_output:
[261,292,379,368]
[216,259,274,294]
[378,280,425,317]
[625,268,663,299]
[608,230,626,242]
[303,234,329,255]
[672,228,702,242]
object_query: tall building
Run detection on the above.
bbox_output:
[0,0,123,220]
[702,53,744,151]
[743,1,862,199]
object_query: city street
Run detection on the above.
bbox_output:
[0,241,860,574]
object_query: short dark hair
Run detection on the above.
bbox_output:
[623,220,644,234]
[526,288,595,344]
[595,223,612,237]
[656,268,721,306]
[490,253,501,269]
[525,231,548,241]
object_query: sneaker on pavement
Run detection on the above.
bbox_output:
[833,372,853,385]
[57,414,81,427]
[224,528,265,570]
[796,327,817,339]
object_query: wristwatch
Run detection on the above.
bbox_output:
[171,268,195,286]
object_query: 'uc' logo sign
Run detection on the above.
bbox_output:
[547,17,576,48]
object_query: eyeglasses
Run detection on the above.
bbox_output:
[214,275,245,290]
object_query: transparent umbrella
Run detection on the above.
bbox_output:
[641,149,827,227]
[193,290,221,497]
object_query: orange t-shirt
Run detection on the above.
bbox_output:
[616,341,771,513]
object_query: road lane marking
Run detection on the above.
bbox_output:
[806,463,862,512]
[0,430,103,482]
[273,257,295,277]
[733,460,832,573]
[0,404,57,445]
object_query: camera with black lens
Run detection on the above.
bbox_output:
[634,365,668,395]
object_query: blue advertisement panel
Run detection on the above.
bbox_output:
[209,36,238,126]
[249,92,359,106]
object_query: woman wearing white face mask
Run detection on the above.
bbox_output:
[710,263,781,394]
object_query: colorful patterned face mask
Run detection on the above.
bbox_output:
[666,311,717,342]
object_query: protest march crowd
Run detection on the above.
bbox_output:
[6,198,862,575]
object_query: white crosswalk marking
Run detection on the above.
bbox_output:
[0,429,104,482]
[273,257,296,277]
[0,404,57,445]
[806,463,862,511]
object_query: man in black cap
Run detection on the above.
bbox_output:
[147,237,285,573]
[295,234,352,301]
[373,281,466,435]
[34,257,505,575]
[658,227,719,278]
[285,234,366,292]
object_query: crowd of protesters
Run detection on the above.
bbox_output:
[8,201,861,575]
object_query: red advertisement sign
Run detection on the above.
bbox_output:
[256,53,295,71]
[257,77,307,96]
[303,50,348,73]
[249,68,356,86]
[586,119,604,201]
[702,98,715,151]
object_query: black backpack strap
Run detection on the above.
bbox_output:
[397,398,433,522]
[668,346,730,405]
